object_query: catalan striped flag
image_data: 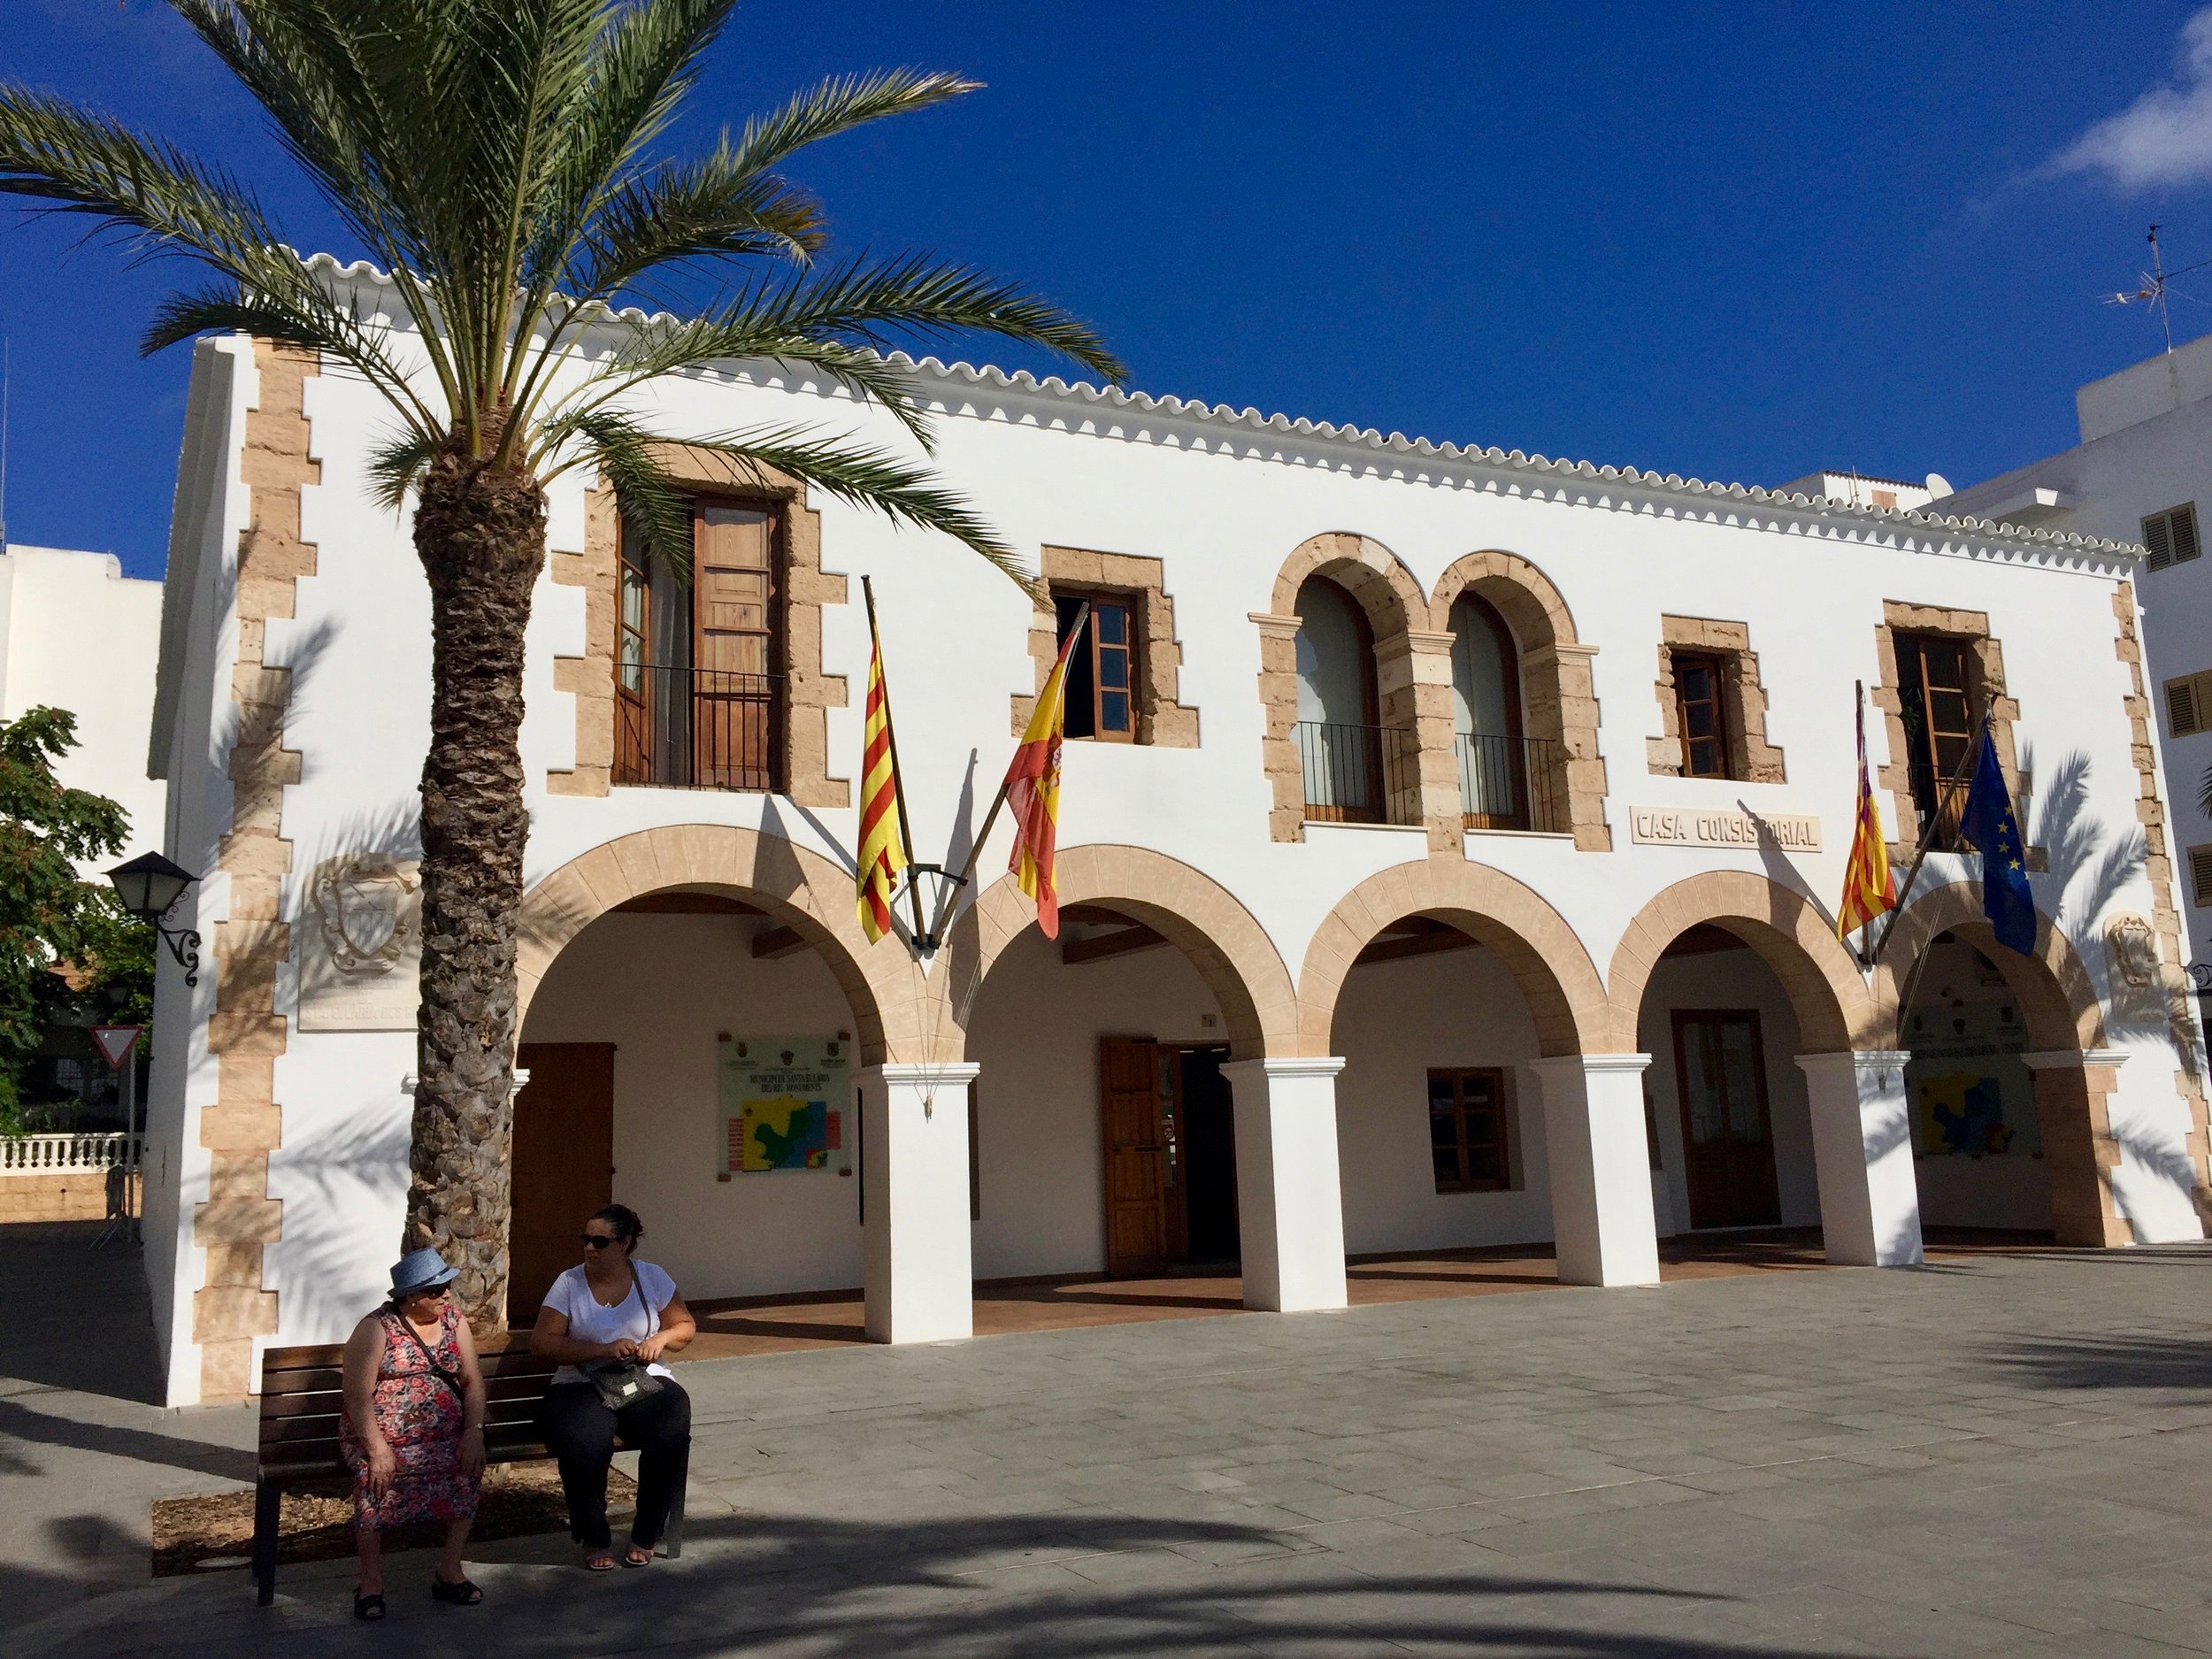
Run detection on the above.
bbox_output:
[1836,688,1896,941]
[855,615,909,943]
[1004,618,1084,939]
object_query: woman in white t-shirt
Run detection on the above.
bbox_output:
[529,1204,697,1570]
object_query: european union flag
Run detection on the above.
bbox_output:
[1957,726,2037,955]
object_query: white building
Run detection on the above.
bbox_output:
[1941,333,2212,997]
[139,268,2212,1407]
[0,541,167,864]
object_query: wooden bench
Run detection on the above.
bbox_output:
[252,1340,687,1605]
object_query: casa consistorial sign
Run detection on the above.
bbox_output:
[297,852,424,1031]
[1628,804,1821,852]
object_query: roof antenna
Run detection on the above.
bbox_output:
[2106,222,2176,353]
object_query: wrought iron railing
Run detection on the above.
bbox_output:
[0,1132,138,1175]
[1456,732,1571,834]
[1295,720,1420,825]
[614,665,783,792]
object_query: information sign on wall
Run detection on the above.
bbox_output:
[1627,805,1821,852]
[716,1036,851,1174]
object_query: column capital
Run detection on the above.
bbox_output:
[1220,1055,1346,1084]
[1247,611,1302,641]
[2019,1048,2131,1071]
[1529,1053,1651,1079]
[865,1061,982,1087]
[1793,1049,1910,1074]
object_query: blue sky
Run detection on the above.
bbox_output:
[5,2,2212,579]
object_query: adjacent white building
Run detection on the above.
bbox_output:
[0,541,167,864]
[138,263,2212,1407]
[1941,332,2212,999]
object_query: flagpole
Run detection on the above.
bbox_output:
[1866,699,1993,968]
[928,603,1088,944]
[861,576,929,946]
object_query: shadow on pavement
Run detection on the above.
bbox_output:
[28,1508,1887,1659]
[0,1225,165,1404]
[1981,1333,2212,1392]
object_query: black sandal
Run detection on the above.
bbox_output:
[430,1574,482,1607]
[353,1589,386,1621]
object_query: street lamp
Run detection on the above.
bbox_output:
[107,851,203,987]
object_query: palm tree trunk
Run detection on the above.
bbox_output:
[403,443,547,1334]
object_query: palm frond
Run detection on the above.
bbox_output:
[0,81,278,265]
[558,409,698,572]
[365,426,439,512]
[718,68,979,184]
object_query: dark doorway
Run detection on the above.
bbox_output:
[1671,1010,1782,1230]
[1178,1046,1240,1266]
[511,1041,615,1322]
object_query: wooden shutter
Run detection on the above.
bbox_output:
[2144,504,2201,572]
[2193,845,2212,908]
[692,502,780,789]
[2169,674,2207,738]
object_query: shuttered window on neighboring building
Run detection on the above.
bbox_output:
[2192,845,2212,909]
[2143,503,2202,571]
[2166,671,2212,737]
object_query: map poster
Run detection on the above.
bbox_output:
[717,1036,851,1174]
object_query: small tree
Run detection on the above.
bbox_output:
[0,2,1124,1326]
[0,707,134,1128]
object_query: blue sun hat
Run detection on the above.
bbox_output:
[389,1248,459,1298]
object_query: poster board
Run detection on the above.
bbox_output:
[717,1036,851,1176]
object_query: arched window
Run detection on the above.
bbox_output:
[1294,577,1386,821]
[1449,594,1526,829]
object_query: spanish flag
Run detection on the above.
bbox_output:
[855,617,909,943]
[1836,687,1896,941]
[1004,618,1083,939]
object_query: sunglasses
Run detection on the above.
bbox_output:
[580,1233,619,1249]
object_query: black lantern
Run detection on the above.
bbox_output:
[107,851,204,987]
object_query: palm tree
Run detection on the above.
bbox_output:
[0,0,1123,1328]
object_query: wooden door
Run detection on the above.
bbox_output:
[692,502,779,789]
[1671,1010,1781,1230]
[1100,1036,1171,1274]
[510,1042,615,1323]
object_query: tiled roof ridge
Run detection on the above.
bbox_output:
[297,251,2139,561]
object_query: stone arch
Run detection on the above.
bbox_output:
[515,825,924,1064]
[1296,857,1611,1057]
[1431,550,1609,851]
[1255,534,1453,845]
[1604,872,1877,1055]
[1871,880,2106,1052]
[931,845,1301,1062]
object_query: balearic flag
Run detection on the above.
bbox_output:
[855,617,909,943]
[1003,618,1084,939]
[1836,690,1896,941]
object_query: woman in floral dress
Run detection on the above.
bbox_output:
[339,1248,488,1619]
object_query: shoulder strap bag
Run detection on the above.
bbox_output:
[577,1270,665,1412]
[388,1306,469,1402]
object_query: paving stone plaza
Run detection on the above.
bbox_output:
[8,1233,2212,1657]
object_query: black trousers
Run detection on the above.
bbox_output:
[536,1378,692,1550]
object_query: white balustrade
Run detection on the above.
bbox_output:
[0,1132,139,1175]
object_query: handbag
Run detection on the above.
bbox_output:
[577,1271,664,1411]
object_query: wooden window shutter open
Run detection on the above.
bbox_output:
[2192,844,2212,908]
[2177,503,2203,565]
[2169,675,2204,738]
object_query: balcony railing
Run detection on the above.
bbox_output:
[615,665,783,792]
[1296,720,1420,825]
[1457,732,1570,834]
[1,1132,138,1176]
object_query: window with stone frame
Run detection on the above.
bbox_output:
[613,497,786,792]
[1051,587,1140,742]
[1646,618,1786,784]
[1013,547,1199,749]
